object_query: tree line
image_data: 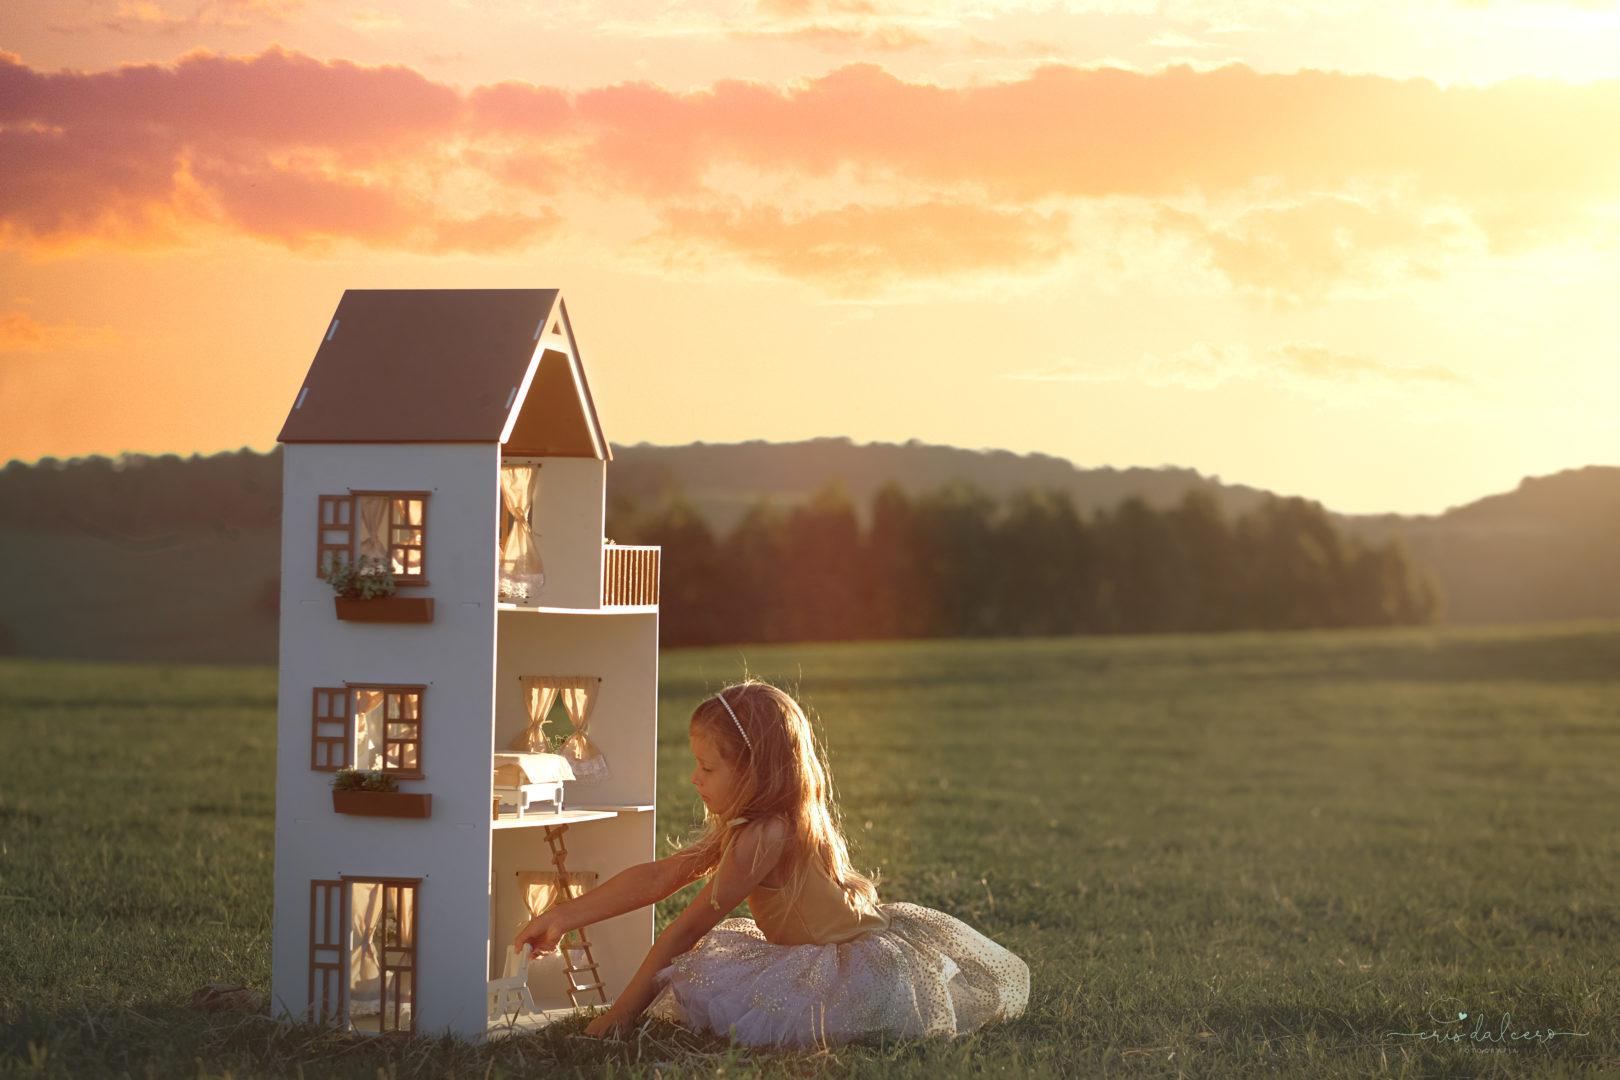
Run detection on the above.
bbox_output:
[608,481,1441,647]
[1,450,1440,649]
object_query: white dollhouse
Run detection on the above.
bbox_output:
[269,289,660,1038]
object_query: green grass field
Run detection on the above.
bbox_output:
[3,622,1619,1078]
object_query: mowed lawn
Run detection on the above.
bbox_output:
[2,622,1619,1078]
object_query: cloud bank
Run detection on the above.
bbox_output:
[3,47,1618,297]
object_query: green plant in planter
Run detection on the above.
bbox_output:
[327,556,398,600]
[332,768,400,793]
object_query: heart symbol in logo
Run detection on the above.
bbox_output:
[1458,1012,1468,1020]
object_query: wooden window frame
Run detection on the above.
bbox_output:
[345,683,425,779]
[310,687,352,771]
[308,879,347,1025]
[316,496,354,581]
[341,876,421,1035]
[315,491,431,587]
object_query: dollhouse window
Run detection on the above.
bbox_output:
[308,878,419,1034]
[353,687,423,776]
[316,492,429,583]
[309,685,423,777]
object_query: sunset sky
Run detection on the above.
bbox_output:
[2,1,1618,515]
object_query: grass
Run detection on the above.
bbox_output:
[3,621,1619,1077]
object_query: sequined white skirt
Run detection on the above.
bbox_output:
[645,901,1029,1048]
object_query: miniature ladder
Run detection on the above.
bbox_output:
[542,824,610,1007]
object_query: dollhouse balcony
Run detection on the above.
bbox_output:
[497,542,660,613]
[601,544,659,607]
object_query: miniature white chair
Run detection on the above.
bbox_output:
[487,944,538,1021]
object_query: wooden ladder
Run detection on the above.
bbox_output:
[541,824,610,1007]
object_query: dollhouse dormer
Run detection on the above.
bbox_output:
[269,289,659,1039]
[276,288,654,612]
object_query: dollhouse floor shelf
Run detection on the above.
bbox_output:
[497,604,658,615]
[486,1004,611,1039]
[490,804,653,830]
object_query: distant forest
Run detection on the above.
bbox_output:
[609,483,1437,646]
[0,448,1437,659]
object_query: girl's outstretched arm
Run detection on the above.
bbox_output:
[586,817,788,1037]
[514,849,707,955]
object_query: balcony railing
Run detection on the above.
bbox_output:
[602,544,660,607]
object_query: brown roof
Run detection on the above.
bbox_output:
[276,289,609,458]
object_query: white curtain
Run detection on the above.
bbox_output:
[347,882,414,1029]
[499,464,545,601]
[510,678,561,752]
[558,678,609,783]
[354,689,385,771]
[357,496,390,566]
[348,882,383,1017]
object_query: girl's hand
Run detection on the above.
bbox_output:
[584,1008,637,1039]
[513,910,565,957]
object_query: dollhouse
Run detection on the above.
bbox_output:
[269,289,660,1038]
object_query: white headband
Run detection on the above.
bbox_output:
[717,690,752,752]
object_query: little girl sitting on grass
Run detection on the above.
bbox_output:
[513,677,1030,1048]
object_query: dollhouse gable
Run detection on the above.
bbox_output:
[277,288,610,460]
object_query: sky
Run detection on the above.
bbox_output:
[2,1,1618,516]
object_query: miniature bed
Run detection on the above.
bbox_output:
[492,752,573,817]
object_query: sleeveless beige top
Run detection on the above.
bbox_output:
[712,816,892,946]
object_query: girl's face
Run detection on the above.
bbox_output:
[689,729,741,815]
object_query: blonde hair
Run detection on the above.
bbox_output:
[674,677,882,917]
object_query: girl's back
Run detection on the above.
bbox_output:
[737,816,892,946]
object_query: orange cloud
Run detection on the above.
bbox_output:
[730,22,930,51]
[1156,195,1476,308]
[5,48,1619,294]
[1006,340,1466,395]
[46,0,305,35]
[0,46,517,252]
[653,200,1071,291]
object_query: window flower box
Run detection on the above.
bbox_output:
[327,556,433,623]
[331,789,433,818]
[330,768,431,818]
[333,596,434,623]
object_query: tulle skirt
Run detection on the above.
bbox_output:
[645,902,1030,1048]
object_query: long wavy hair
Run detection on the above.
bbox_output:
[672,677,882,918]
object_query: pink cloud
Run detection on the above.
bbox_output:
[4,47,1618,292]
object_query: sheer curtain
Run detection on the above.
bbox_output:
[354,689,385,770]
[510,678,561,752]
[357,496,390,568]
[348,882,383,1017]
[558,678,609,782]
[499,464,545,602]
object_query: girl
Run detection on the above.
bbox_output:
[513,677,1030,1048]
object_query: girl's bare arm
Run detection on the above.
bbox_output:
[528,850,707,938]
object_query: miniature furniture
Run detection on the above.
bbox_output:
[492,752,571,817]
[270,289,660,1039]
[488,945,538,1021]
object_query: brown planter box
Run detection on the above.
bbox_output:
[332,790,432,818]
[334,596,434,623]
